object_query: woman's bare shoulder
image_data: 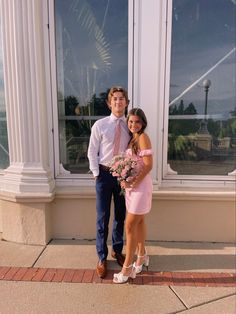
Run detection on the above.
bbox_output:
[139,133,151,149]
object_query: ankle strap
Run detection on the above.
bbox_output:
[137,249,147,258]
[137,253,147,258]
[123,264,133,269]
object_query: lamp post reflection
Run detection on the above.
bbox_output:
[199,79,211,134]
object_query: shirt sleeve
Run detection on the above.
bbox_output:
[87,122,101,177]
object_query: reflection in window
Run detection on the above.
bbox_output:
[0,19,9,170]
[55,0,128,174]
[168,0,236,175]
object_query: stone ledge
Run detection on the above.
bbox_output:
[0,191,55,203]
[152,189,235,201]
[54,186,235,202]
[0,186,234,202]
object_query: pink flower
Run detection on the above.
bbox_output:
[109,154,140,194]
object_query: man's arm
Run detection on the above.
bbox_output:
[87,123,100,177]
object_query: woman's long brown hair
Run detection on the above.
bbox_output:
[127,108,147,154]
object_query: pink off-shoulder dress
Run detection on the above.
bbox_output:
[125,148,153,215]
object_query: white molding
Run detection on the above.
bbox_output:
[2,163,55,193]
[43,0,55,181]
[128,0,134,106]
[48,0,61,178]
[132,0,141,107]
[59,163,71,175]
[167,163,178,175]
[162,0,173,179]
[228,169,236,176]
[133,0,166,184]
[54,185,235,201]
[0,189,55,203]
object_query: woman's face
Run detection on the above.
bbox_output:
[127,115,142,134]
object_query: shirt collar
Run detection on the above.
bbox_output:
[110,113,126,123]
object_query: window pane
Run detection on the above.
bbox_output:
[168,0,236,175]
[0,19,9,170]
[55,0,128,174]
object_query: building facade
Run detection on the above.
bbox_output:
[0,0,235,245]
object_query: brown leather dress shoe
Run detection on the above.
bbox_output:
[96,260,107,278]
[111,251,125,267]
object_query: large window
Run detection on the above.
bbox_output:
[0,18,9,170]
[168,0,236,176]
[54,0,128,174]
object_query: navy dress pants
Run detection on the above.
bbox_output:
[95,167,126,262]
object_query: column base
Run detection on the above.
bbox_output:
[3,164,55,194]
[1,199,52,245]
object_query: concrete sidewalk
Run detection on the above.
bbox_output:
[0,238,235,314]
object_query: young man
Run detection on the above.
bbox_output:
[87,86,130,278]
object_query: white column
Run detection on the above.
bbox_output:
[0,0,55,194]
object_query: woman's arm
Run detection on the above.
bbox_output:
[130,133,153,188]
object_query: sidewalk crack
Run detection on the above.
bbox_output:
[169,286,189,311]
[168,289,236,313]
[31,239,53,268]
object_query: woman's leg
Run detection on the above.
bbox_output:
[122,213,141,275]
[136,217,147,266]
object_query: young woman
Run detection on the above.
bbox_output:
[113,108,153,284]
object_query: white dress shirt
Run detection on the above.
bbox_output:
[87,113,130,177]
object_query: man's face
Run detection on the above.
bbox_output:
[109,91,128,117]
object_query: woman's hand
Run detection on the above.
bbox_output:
[120,180,133,189]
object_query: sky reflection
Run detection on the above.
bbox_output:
[170,0,236,115]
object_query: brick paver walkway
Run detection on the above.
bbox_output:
[0,266,235,286]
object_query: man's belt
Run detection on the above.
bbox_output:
[99,164,111,171]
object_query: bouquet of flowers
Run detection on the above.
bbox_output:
[109,154,139,195]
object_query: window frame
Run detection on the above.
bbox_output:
[161,0,236,187]
[48,0,134,183]
[48,0,235,188]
